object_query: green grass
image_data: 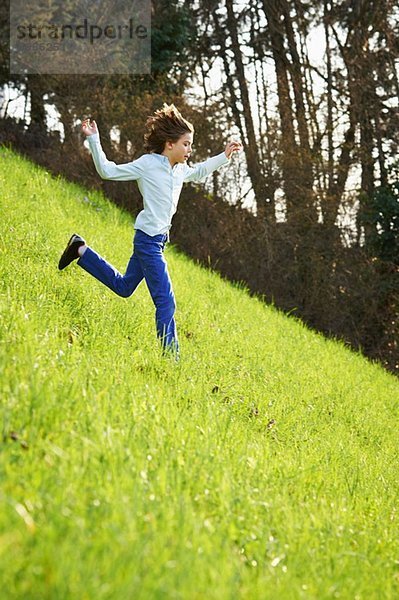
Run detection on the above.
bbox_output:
[0,146,398,600]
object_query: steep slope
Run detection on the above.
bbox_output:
[1,147,398,599]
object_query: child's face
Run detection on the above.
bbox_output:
[166,132,193,165]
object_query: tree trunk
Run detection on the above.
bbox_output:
[218,1,273,222]
[262,0,298,223]
[26,75,47,137]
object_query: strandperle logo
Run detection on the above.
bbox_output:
[9,0,151,75]
[15,18,148,44]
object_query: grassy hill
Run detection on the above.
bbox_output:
[1,146,398,599]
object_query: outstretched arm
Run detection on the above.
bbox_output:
[183,139,242,183]
[81,118,144,181]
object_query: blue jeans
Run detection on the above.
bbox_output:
[77,229,179,355]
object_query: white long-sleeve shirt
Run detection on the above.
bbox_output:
[87,133,230,236]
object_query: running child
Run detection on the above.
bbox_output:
[58,103,242,357]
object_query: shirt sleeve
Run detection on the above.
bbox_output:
[87,133,145,181]
[183,152,230,183]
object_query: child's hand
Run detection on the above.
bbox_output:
[81,118,98,137]
[224,140,242,159]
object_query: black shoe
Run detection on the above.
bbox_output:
[58,234,85,270]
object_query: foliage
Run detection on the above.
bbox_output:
[151,0,196,80]
[360,174,399,264]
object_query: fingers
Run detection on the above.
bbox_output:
[228,140,242,154]
[81,118,97,137]
[81,118,95,129]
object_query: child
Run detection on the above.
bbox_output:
[58,103,242,357]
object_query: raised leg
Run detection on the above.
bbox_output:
[77,246,144,298]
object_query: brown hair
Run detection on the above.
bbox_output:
[143,103,194,154]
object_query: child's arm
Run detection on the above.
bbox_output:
[183,140,242,183]
[82,119,145,181]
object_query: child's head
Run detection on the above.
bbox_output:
[143,103,194,155]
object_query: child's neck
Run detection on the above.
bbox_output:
[162,152,177,168]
